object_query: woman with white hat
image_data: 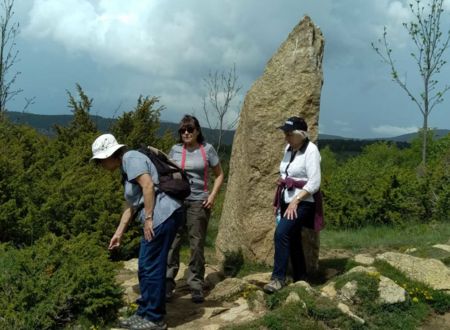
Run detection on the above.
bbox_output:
[91,133,182,330]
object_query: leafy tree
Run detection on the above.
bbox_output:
[111,95,165,149]
[54,84,97,146]
[372,0,450,165]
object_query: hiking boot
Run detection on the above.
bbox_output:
[130,318,168,330]
[165,280,175,302]
[119,314,144,328]
[191,289,204,303]
[263,278,285,294]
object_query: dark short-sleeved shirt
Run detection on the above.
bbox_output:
[168,143,219,201]
[121,150,182,228]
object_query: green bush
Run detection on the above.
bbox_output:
[0,234,123,329]
[323,142,424,228]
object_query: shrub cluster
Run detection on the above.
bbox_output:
[321,134,450,228]
[0,87,176,327]
[0,234,123,329]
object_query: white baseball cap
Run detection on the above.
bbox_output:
[91,134,126,161]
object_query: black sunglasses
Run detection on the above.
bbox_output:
[178,125,195,134]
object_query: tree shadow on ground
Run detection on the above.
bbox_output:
[165,282,225,328]
[309,257,350,285]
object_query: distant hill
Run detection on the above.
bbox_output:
[6,111,449,147]
[5,111,235,146]
[381,129,450,142]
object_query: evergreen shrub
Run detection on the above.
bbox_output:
[0,234,123,329]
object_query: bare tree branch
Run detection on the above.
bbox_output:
[202,64,242,152]
[0,0,22,118]
[372,0,450,165]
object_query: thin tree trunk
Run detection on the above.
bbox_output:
[422,113,428,165]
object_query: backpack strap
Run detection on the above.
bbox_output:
[182,144,208,192]
[199,144,208,192]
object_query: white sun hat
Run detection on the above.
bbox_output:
[91,134,126,161]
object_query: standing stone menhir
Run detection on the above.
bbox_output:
[216,16,325,267]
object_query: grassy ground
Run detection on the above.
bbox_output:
[175,188,450,329]
[320,221,450,252]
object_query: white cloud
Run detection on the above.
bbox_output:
[23,0,263,77]
[371,125,418,136]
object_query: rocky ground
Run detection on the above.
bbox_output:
[112,244,450,330]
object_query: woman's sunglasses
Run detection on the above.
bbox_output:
[178,125,196,134]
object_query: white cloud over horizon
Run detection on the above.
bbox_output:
[371,125,419,136]
[10,0,450,138]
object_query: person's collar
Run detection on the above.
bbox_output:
[287,139,309,153]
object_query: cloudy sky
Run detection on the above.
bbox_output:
[8,0,450,138]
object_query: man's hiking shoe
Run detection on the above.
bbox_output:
[191,289,204,303]
[263,279,285,294]
[119,314,143,328]
[130,319,168,330]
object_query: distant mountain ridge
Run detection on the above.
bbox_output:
[6,111,236,145]
[5,111,449,145]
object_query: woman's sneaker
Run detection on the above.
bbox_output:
[263,279,285,294]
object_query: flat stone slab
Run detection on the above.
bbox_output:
[122,258,138,272]
[376,252,450,291]
[353,254,375,266]
[242,272,272,285]
[433,244,450,253]
[208,278,252,301]
[346,266,378,275]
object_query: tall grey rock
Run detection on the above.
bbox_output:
[216,16,324,266]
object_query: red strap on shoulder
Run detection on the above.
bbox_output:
[181,144,187,170]
[199,144,208,192]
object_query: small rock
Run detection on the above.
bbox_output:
[378,276,406,304]
[242,272,272,285]
[405,248,417,253]
[219,298,251,322]
[208,278,254,301]
[354,254,375,265]
[202,307,230,319]
[204,265,225,289]
[122,258,138,272]
[201,325,221,330]
[289,280,316,294]
[323,268,339,280]
[346,266,378,275]
[121,278,140,304]
[285,291,301,304]
[175,262,188,281]
[433,244,450,253]
[337,302,365,324]
[249,290,266,313]
[339,281,358,303]
[321,282,337,298]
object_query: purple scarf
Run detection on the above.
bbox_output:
[273,177,324,231]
